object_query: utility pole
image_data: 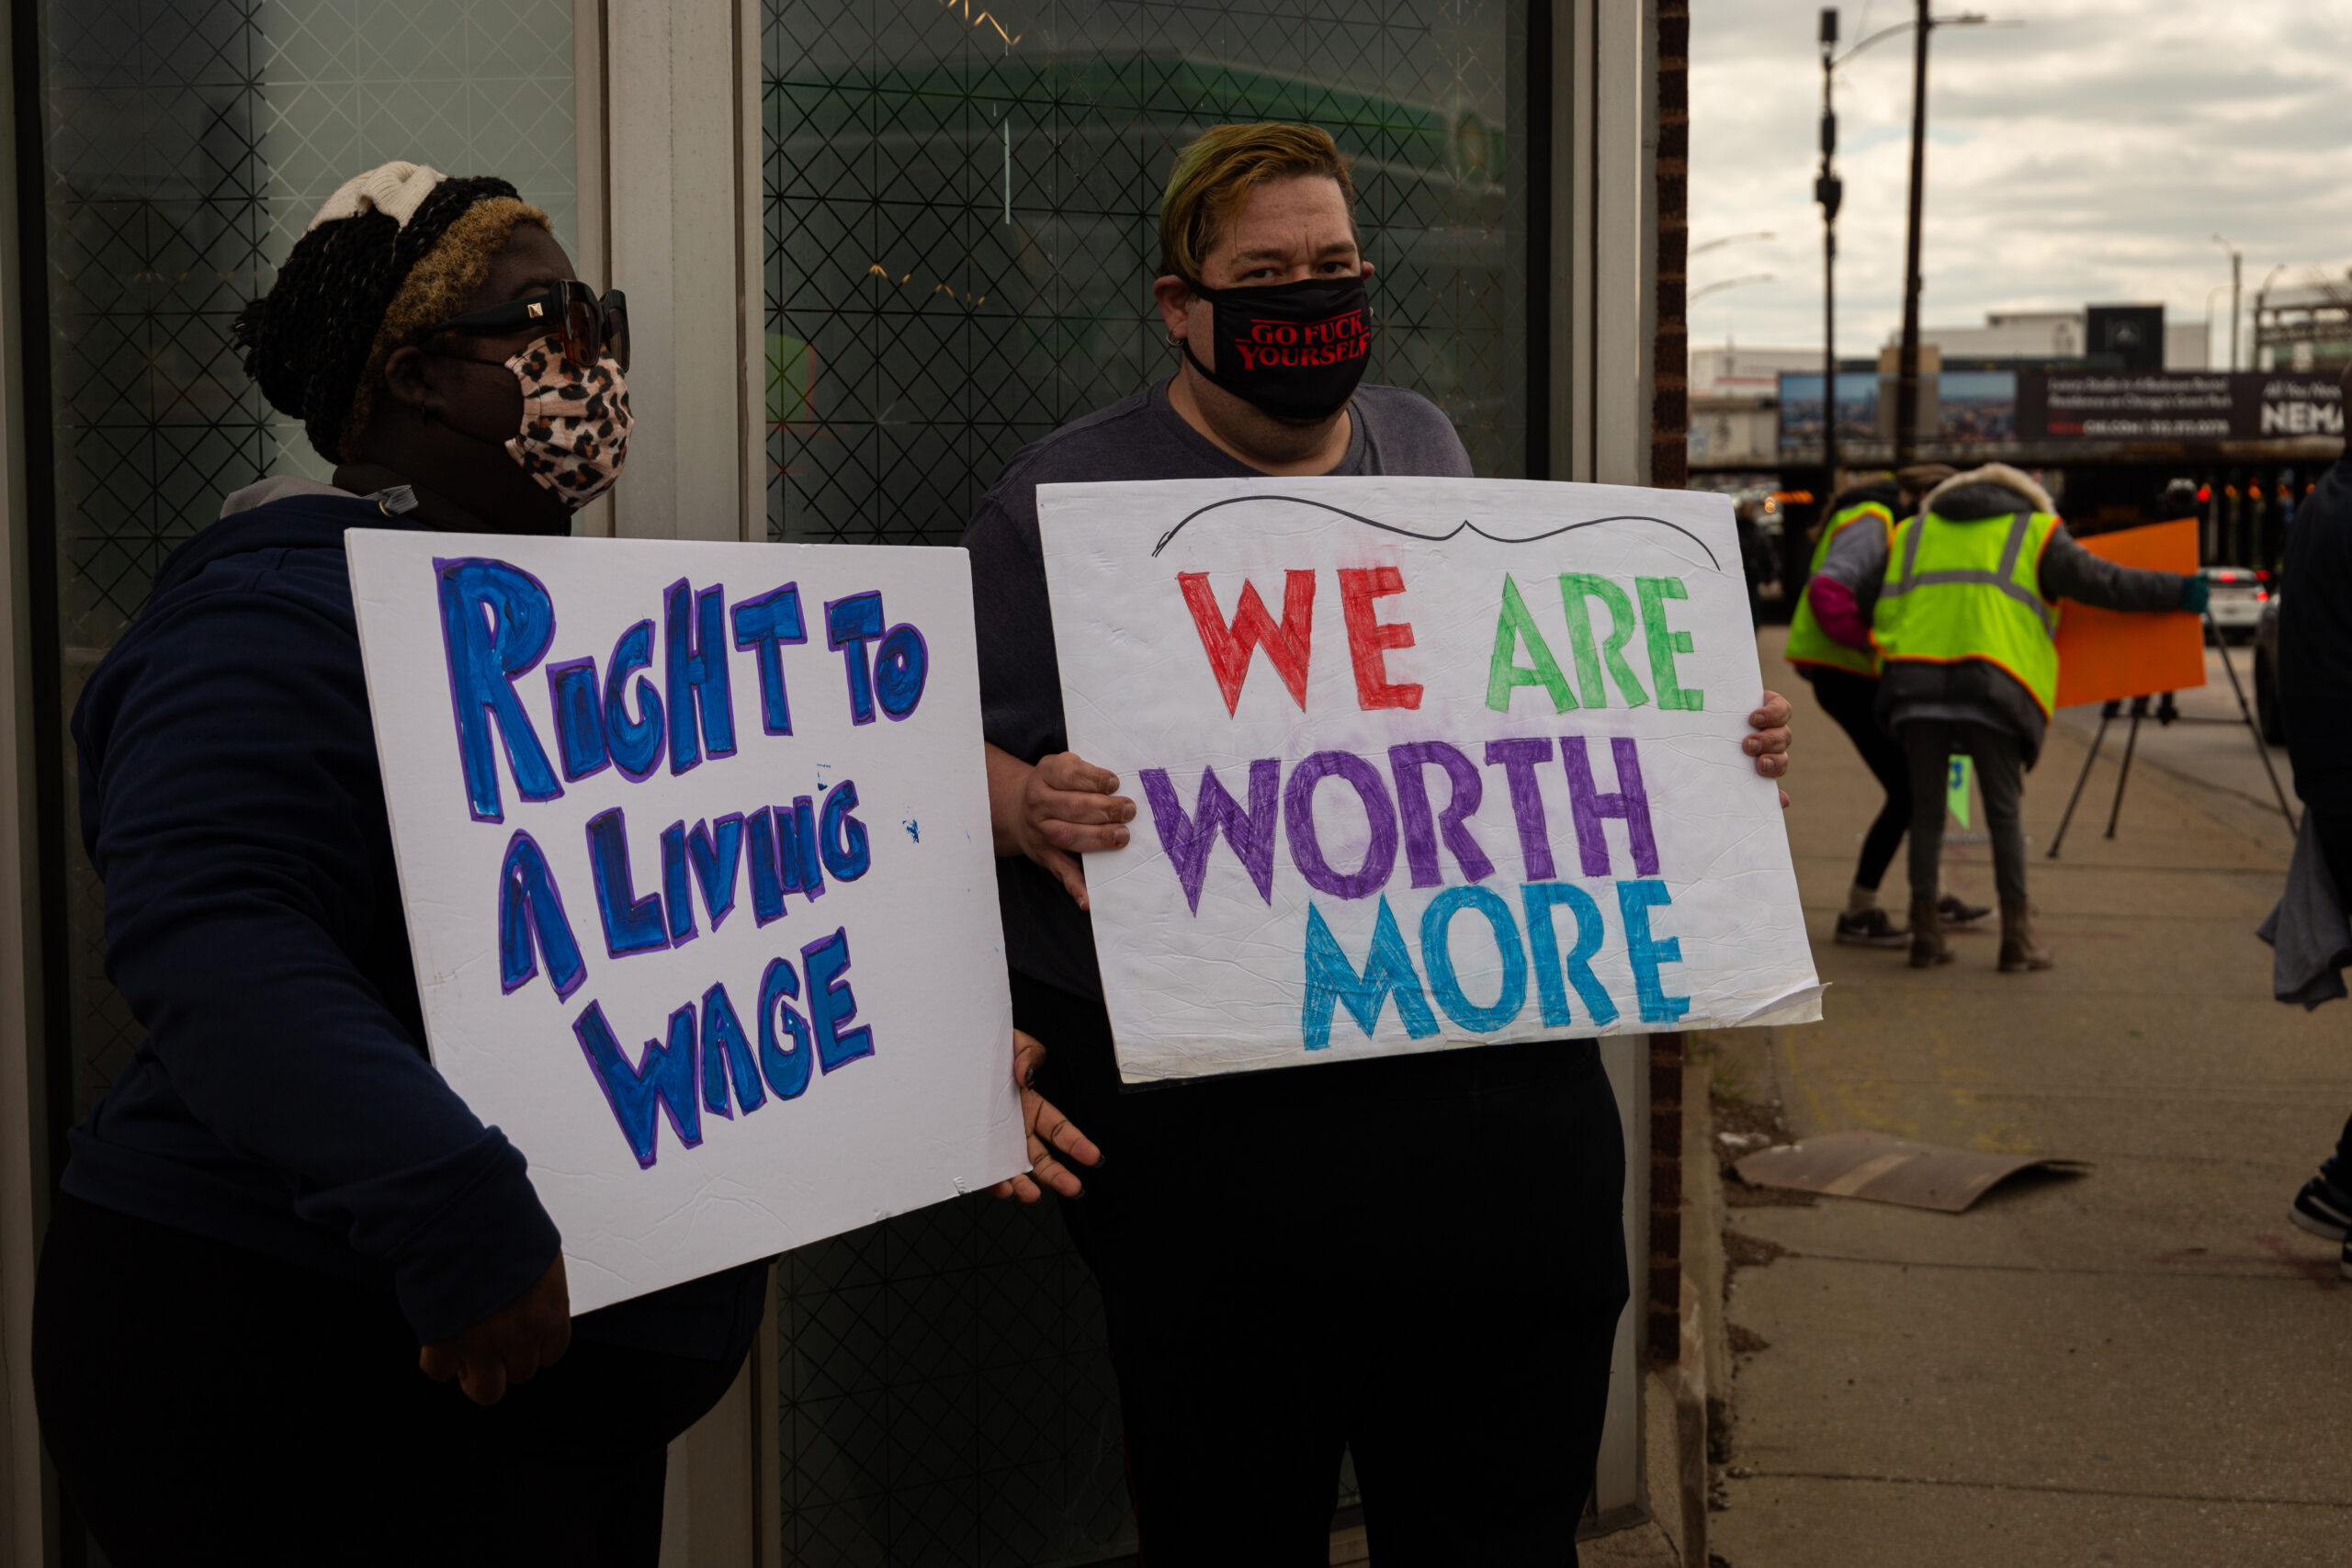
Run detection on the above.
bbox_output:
[1817,7,1843,498]
[1893,0,1933,468]
[2233,253,2243,370]
[2255,264,2289,372]
[2212,235,2243,370]
[1828,6,1992,469]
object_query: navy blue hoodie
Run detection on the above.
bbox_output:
[66,491,765,1355]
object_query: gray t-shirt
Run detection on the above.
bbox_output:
[964,376,1475,998]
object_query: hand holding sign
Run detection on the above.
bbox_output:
[986,1031,1104,1203]
[350,533,1026,1314]
[988,747,1136,911]
[1039,477,1822,1083]
[1747,689,1794,805]
[418,1255,571,1406]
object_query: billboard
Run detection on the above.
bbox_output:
[1777,370,2017,450]
[1775,369,2344,447]
[1774,371,1882,450]
[2014,371,2342,441]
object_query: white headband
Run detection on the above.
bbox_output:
[307,162,447,232]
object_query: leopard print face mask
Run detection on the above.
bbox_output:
[502,335,632,509]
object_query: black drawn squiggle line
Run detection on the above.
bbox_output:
[1148,493,1722,570]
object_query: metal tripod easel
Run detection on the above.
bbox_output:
[2047,611,2297,859]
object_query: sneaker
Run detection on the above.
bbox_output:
[2291,1174,2352,1243]
[1835,908,1910,948]
[1937,892,1993,929]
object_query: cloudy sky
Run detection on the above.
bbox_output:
[1689,0,2352,362]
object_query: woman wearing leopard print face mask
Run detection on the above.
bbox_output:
[31,162,1097,1566]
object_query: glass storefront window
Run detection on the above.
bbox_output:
[34,0,577,1113]
[764,0,1532,546]
[762,3,1532,1559]
[25,4,1546,1557]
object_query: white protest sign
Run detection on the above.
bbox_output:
[348,532,1023,1314]
[1040,477,1822,1084]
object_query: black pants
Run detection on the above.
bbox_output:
[2311,809,2352,1182]
[33,1194,748,1567]
[1807,669,1911,891]
[1901,719,2030,908]
[1013,974,1629,1566]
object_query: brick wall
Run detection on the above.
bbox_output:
[1653,0,1690,491]
[1647,4,1690,1367]
[1648,1032,1684,1364]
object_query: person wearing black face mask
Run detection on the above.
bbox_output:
[1176,272,1374,421]
[962,124,1796,1562]
[32,161,1094,1567]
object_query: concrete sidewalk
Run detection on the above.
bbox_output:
[1705,629,2352,1566]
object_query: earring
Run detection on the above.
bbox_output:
[1167,332,1183,346]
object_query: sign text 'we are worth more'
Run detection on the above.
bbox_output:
[1041,478,1822,1084]
[350,533,1021,1314]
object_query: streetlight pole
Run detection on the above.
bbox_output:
[1690,231,1776,259]
[1893,0,1934,468]
[1689,274,1774,309]
[1817,8,1843,498]
[1817,6,1996,470]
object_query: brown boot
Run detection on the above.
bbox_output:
[1907,897,1952,967]
[1998,900,2054,972]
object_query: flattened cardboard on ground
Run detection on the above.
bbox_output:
[1733,1131,2088,1213]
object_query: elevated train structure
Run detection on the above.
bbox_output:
[1697,364,2341,615]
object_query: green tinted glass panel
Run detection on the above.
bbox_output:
[761,5,1528,1562]
[37,0,575,1111]
[764,1,1530,544]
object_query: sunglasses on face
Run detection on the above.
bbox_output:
[426,281,630,372]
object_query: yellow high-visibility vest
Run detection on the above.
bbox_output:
[1784,499,1891,677]
[1873,508,2064,716]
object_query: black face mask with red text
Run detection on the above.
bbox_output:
[1181,274,1374,423]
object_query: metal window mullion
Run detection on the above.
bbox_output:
[605,0,749,543]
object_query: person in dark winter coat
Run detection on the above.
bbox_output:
[31,161,1093,1567]
[2277,389,2352,1277]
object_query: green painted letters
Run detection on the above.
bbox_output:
[1485,574,1577,713]
[1636,576,1702,711]
[1557,574,1649,709]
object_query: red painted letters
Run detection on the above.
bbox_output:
[1178,570,1316,716]
[1338,566,1422,710]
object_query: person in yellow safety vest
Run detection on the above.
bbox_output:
[1863,463,2209,971]
[1786,465,1989,947]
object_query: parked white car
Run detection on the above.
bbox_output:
[2199,566,2269,644]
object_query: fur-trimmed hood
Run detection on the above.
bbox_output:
[1921,462,2056,521]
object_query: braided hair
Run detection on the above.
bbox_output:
[234,173,547,464]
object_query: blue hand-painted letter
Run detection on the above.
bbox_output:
[497,830,585,998]
[730,583,805,735]
[435,558,562,821]
[572,999,703,1168]
[802,928,874,1072]
[665,580,736,774]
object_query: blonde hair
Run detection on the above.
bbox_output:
[1158,123,1357,284]
[339,197,549,456]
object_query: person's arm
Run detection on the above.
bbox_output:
[2037,525,2196,613]
[84,589,565,1376]
[1747,691,1793,810]
[1808,517,1889,649]
[986,1030,1102,1202]
[985,743,1134,911]
[962,477,1137,908]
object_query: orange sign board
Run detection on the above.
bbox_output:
[2052,518,2205,708]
